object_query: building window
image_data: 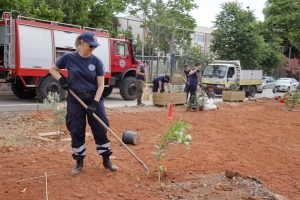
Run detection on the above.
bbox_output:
[197,34,205,43]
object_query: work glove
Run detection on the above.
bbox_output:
[59,76,69,90]
[87,100,99,116]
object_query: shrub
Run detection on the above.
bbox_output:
[43,92,66,134]
[284,86,300,111]
[228,83,240,91]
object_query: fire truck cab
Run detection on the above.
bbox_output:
[0,11,139,101]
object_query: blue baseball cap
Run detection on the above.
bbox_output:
[79,32,99,47]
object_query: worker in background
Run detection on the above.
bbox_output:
[183,64,191,102]
[188,64,200,99]
[152,74,172,93]
[49,32,119,176]
[135,60,149,106]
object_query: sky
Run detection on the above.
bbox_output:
[191,0,267,28]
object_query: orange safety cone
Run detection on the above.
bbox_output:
[167,94,174,119]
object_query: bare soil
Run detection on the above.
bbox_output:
[0,99,299,200]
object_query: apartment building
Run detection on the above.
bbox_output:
[117,15,213,54]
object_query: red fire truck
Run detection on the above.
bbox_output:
[0,11,139,101]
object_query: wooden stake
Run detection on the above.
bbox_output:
[45,172,48,200]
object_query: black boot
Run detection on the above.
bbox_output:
[71,159,83,176]
[102,152,119,172]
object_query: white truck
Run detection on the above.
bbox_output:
[201,60,263,97]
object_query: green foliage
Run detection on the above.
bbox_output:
[43,92,66,129]
[129,0,197,55]
[0,0,131,35]
[181,46,212,67]
[211,2,283,70]
[284,86,300,111]
[264,0,300,51]
[118,25,133,40]
[154,121,192,182]
[0,0,32,17]
[32,0,64,21]
[228,83,240,91]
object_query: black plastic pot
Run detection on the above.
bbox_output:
[122,131,140,145]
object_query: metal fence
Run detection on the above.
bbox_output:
[136,55,189,83]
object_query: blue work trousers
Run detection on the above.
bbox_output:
[66,93,110,161]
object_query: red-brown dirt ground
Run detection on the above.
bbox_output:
[0,99,299,199]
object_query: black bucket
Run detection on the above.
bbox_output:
[122,131,140,145]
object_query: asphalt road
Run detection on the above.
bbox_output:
[0,90,154,112]
[0,89,284,112]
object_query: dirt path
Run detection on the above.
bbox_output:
[0,99,299,199]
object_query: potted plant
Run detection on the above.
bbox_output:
[222,83,245,102]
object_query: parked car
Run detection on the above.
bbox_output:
[257,76,276,93]
[275,78,299,92]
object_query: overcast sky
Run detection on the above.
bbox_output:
[191,0,267,28]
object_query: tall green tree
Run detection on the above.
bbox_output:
[256,21,284,74]
[211,2,267,69]
[181,45,212,67]
[264,0,300,53]
[88,0,132,37]
[129,0,197,55]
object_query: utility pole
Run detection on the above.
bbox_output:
[142,15,145,61]
[170,20,176,77]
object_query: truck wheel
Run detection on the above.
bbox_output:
[11,79,36,99]
[36,75,66,102]
[120,77,137,100]
[102,86,113,98]
[247,86,257,97]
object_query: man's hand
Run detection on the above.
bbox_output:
[59,76,69,90]
[87,100,99,116]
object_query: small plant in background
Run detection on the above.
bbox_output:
[284,86,300,111]
[154,121,192,182]
[43,92,66,134]
[228,83,240,91]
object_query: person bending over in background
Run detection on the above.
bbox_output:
[152,74,172,93]
[49,32,119,176]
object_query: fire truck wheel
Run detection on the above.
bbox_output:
[36,75,66,102]
[102,86,113,98]
[120,77,137,100]
[11,79,36,99]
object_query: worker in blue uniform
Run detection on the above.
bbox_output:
[152,74,172,93]
[135,60,149,106]
[183,64,191,102]
[49,32,118,176]
[188,65,200,98]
